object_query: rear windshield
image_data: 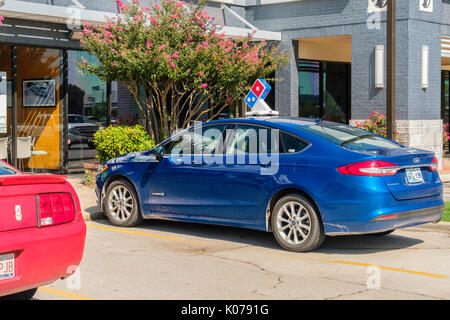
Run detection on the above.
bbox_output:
[302,124,403,151]
[0,162,20,176]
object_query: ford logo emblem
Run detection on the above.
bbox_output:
[413,158,420,164]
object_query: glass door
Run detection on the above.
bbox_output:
[298,60,351,123]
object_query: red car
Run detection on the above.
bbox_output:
[0,161,86,300]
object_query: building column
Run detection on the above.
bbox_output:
[351,18,443,168]
[275,39,298,117]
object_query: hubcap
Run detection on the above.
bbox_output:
[276,201,311,245]
[108,185,134,222]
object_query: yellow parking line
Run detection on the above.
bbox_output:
[87,224,208,245]
[310,258,448,279]
[87,224,447,280]
[38,287,95,300]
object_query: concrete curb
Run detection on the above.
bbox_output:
[410,221,450,234]
[82,210,105,222]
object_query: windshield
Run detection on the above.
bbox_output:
[0,162,20,176]
[302,124,403,151]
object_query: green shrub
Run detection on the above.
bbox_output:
[94,125,155,162]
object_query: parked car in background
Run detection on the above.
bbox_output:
[0,161,86,299]
[95,117,443,252]
[68,114,101,149]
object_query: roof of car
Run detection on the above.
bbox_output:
[205,117,336,130]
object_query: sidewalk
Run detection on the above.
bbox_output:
[439,157,450,183]
[67,174,104,221]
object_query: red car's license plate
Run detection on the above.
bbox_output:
[0,253,15,280]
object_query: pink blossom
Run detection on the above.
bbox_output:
[172,51,179,59]
[146,40,153,48]
[160,44,166,50]
[198,72,204,76]
[226,97,232,103]
[170,62,176,68]
[201,83,208,89]
[186,69,191,73]
[150,17,157,24]
[173,23,179,29]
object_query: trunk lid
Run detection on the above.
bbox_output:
[0,175,67,232]
[364,148,441,200]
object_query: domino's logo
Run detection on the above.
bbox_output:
[245,79,272,109]
[245,91,258,109]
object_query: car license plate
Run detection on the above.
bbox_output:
[406,168,424,184]
[0,253,15,280]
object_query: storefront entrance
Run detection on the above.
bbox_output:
[0,44,118,173]
[298,59,351,123]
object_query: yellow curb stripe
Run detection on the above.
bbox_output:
[86,224,208,245]
[38,287,95,300]
[311,258,448,279]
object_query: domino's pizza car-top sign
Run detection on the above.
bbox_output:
[245,79,272,109]
[245,91,258,109]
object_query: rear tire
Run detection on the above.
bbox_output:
[105,179,143,227]
[2,288,37,300]
[271,194,325,252]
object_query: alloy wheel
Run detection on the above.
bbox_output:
[108,185,134,222]
[276,201,311,245]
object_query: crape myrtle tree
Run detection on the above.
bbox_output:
[79,0,287,143]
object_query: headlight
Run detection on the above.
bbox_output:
[98,164,108,174]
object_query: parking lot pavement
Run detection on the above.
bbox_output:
[33,217,450,300]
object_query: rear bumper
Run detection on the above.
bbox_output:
[325,203,444,236]
[0,218,86,297]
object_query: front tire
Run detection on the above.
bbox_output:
[105,179,143,227]
[271,194,325,252]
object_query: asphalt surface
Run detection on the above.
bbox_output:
[33,217,450,300]
[30,177,450,300]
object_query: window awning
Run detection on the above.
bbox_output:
[0,0,281,41]
[443,36,450,58]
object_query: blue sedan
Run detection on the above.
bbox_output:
[95,117,444,252]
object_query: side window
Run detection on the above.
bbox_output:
[226,125,280,155]
[199,125,227,155]
[281,133,308,153]
[164,125,227,155]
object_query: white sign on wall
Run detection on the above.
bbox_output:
[0,72,7,134]
[368,0,387,13]
[420,0,433,12]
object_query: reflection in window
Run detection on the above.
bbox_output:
[67,51,107,170]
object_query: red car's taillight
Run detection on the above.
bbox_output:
[427,157,438,172]
[337,161,399,176]
[37,193,76,227]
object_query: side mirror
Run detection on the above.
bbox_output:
[152,146,164,161]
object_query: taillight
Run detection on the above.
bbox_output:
[37,193,76,227]
[428,157,438,172]
[338,161,399,176]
